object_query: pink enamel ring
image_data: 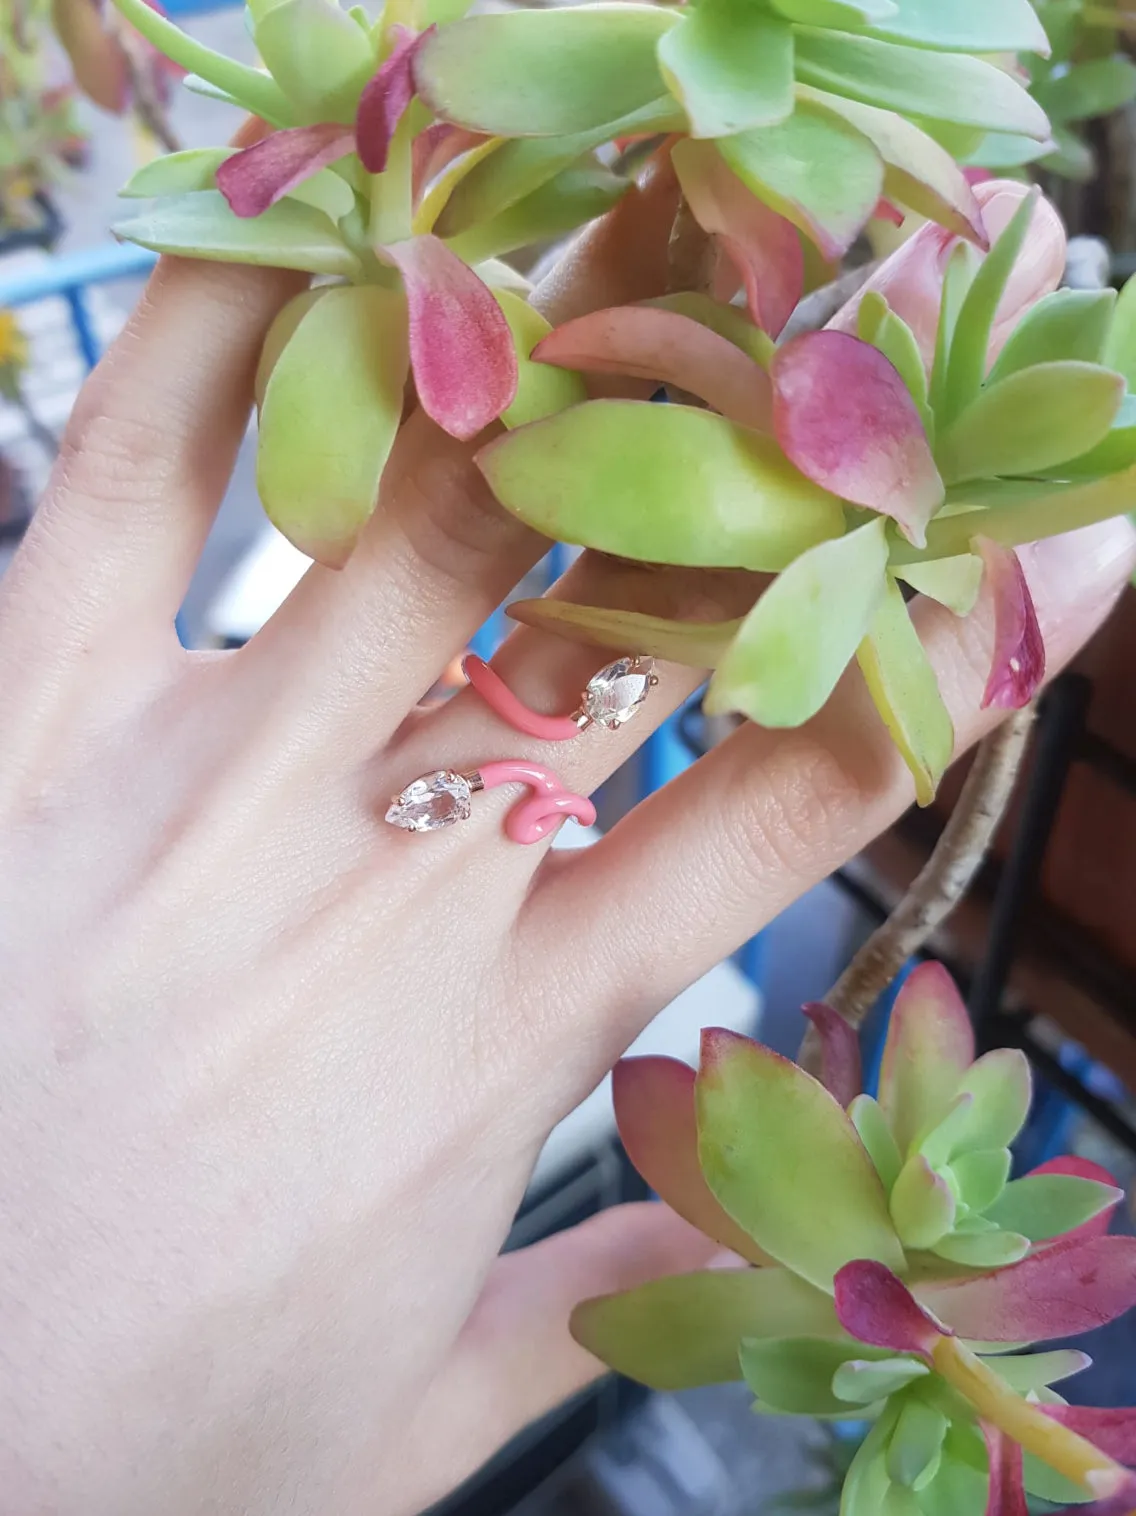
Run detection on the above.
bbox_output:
[463,654,658,739]
[385,761,596,845]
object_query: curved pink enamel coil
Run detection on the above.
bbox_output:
[479,760,596,844]
[463,656,581,742]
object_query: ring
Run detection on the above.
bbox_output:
[463,654,658,740]
[385,760,596,844]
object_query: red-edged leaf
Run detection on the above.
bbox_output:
[919,1236,1136,1343]
[771,331,943,546]
[1044,1407,1136,1467]
[976,537,1046,710]
[612,1057,774,1266]
[216,123,354,219]
[382,234,518,440]
[533,307,772,431]
[355,25,434,175]
[875,198,905,228]
[411,122,487,203]
[834,1261,944,1356]
[672,139,803,338]
[985,1427,1030,1516]
[879,961,976,1155]
[801,1003,862,1109]
[1031,1156,1122,1243]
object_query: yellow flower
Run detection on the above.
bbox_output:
[0,309,29,372]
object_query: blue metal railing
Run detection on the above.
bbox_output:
[0,242,159,370]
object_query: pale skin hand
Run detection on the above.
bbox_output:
[0,165,1132,1516]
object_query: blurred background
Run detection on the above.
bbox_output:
[2,3,1135,1511]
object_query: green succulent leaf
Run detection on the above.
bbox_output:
[658,0,794,139]
[912,1424,991,1516]
[257,284,407,565]
[793,29,1050,139]
[931,1228,1031,1267]
[869,0,1050,53]
[644,294,776,368]
[1103,274,1136,389]
[948,1149,1012,1213]
[446,165,629,264]
[842,1407,901,1516]
[706,518,889,728]
[695,1030,905,1290]
[1022,1454,1096,1508]
[740,1336,898,1417]
[506,599,740,666]
[937,363,1125,486]
[849,1094,903,1193]
[987,289,1117,385]
[890,1153,957,1250]
[1034,56,1136,124]
[110,0,293,123]
[983,1174,1122,1243]
[477,401,845,573]
[120,147,233,199]
[887,1398,948,1489]
[112,191,362,277]
[929,242,980,421]
[414,4,677,137]
[1041,125,1097,182]
[943,190,1038,426]
[253,0,375,124]
[832,1355,930,1404]
[988,1349,1091,1394]
[857,575,954,807]
[569,1267,841,1391]
[950,1048,1032,1155]
[894,556,983,616]
[857,290,932,435]
[1052,393,1136,478]
[718,99,883,260]
[490,290,586,431]
[966,129,1052,172]
[770,0,897,25]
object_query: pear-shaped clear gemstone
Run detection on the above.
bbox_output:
[385,770,472,832]
[583,657,655,729]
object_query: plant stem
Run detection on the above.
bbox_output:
[801,705,1036,1060]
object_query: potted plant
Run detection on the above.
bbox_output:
[88,1,1136,1508]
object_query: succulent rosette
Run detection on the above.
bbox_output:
[571,963,1136,1514]
[489,180,1136,802]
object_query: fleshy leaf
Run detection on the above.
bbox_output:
[695,1029,904,1291]
[672,141,803,338]
[802,86,986,247]
[984,1175,1124,1245]
[890,1154,957,1250]
[989,1351,1092,1394]
[878,961,975,1156]
[976,539,1046,712]
[832,1355,930,1404]
[937,363,1125,486]
[870,0,1049,53]
[914,1426,992,1516]
[1103,274,1136,390]
[718,101,884,261]
[801,1003,862,1108]
[918,1235,1136,1342]
[382,235,517,441]
[987,290,1118,387]
[491,290,585,431]
[257,285,407,566]
[888,1399,948,1488]
[657,0,794,139]
[943,191,1038,426]
[740,1336,899,1417]
[505,600,740,667]
[895,556,984,617]
[793,31,1050,139]
[120,147,233,199]
[533,306,773,431]
[612,1057,774,1265]
[842,1409,901,1516]
[929,241,981,424]
[834,1261,943,1355]
[444,165,629,264]
[705,518,890,728]
[849,1094,903,1193]
[216,123,354,218]
[643,294,775,368]
[253,0,376,123]
[112,190,362,277]
[933,1229,1031,1268]
[1029,1157,1122,1242]
[355,25,431,174]
[772,331,942,544]
[1052,394,1136,480]
[771,0,897,22]
[1034,57,1136,126]
[1043,1407,1136,1466]
[857,576,955,805]
[413,4,676,137]
[952,1048,1032,1153]
[570,1267,841,1390]
[857,290,933,437]
[477,401,845,572]
[950,1149,1012,1214]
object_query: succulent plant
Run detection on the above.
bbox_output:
[571,963,1136,1515]
[1,0,87,233]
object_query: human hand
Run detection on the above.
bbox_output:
[0,164,1131,1516]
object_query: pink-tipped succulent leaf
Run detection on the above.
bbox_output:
[216,123,355,219]
[976,537,1046,710]
[355,25,434,175]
